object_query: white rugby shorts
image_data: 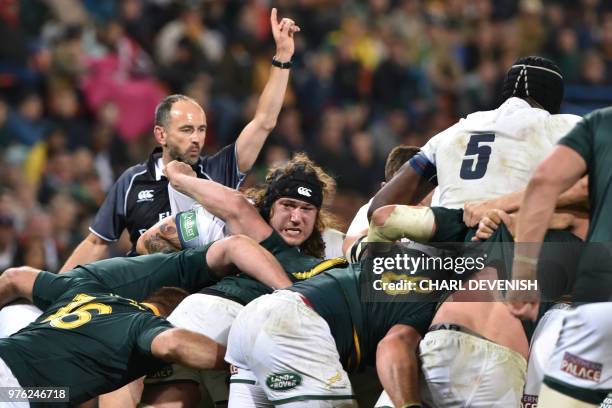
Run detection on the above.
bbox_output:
[144,293,243,404]
[420,329,526,407]
[226,290,356,407]
[542,303,612,404]
[522,303,572,407]
[0,304,42,338]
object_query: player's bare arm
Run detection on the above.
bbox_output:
[165,160,273,241]
[473,209,577,241]
[235,8,300,173]
[376,324,423,407]
[151,328,226,370]
[463,176,589,227]
[136,217,181,255]
[368,162,435,220]
[514,146,587,253]
[206,235,291,289]
[507,145,587,320]
[0,266,42,307]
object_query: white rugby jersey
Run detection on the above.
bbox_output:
[168,183,199,214]
[168,183,228,248]
[418,97,581,209]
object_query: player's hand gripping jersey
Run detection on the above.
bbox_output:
[415,97,581,208]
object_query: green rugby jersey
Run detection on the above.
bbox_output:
[290,262,436,371]
[205,230,346,304]
[558,107,612,242]
[558,107,612,301]
[0,271,174,406]
[63,245,217,301]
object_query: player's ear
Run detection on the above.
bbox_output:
[154,126,166,146]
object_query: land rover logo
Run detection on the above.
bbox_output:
[297,186,312,197]
[266,372,302,391]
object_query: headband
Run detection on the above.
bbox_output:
[261,171,324,220]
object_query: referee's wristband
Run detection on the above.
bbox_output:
[272,57,292,69]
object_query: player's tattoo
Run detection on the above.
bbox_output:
[159,222,181,248]
[144,233,177,254]
[160,223,176,235]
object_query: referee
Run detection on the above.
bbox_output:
[60,9,299,271]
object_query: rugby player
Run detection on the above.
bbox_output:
[0,235,292,406]
[474,208,586,407]
[139,154,343,407]
[510,106,612,407]
[368,56,583,240]
[368,56,588,407]
[62,7,300,270]
[225,251,441,407]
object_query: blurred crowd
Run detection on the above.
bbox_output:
[1,0,612,270]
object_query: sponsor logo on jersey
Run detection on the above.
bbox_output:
[297,186,312,197]
[179,210,199,242]
[266,372,302,391]
[137,190,155,203]
[560,352,602,382]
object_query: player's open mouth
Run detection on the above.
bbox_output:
[284,228,301,237]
